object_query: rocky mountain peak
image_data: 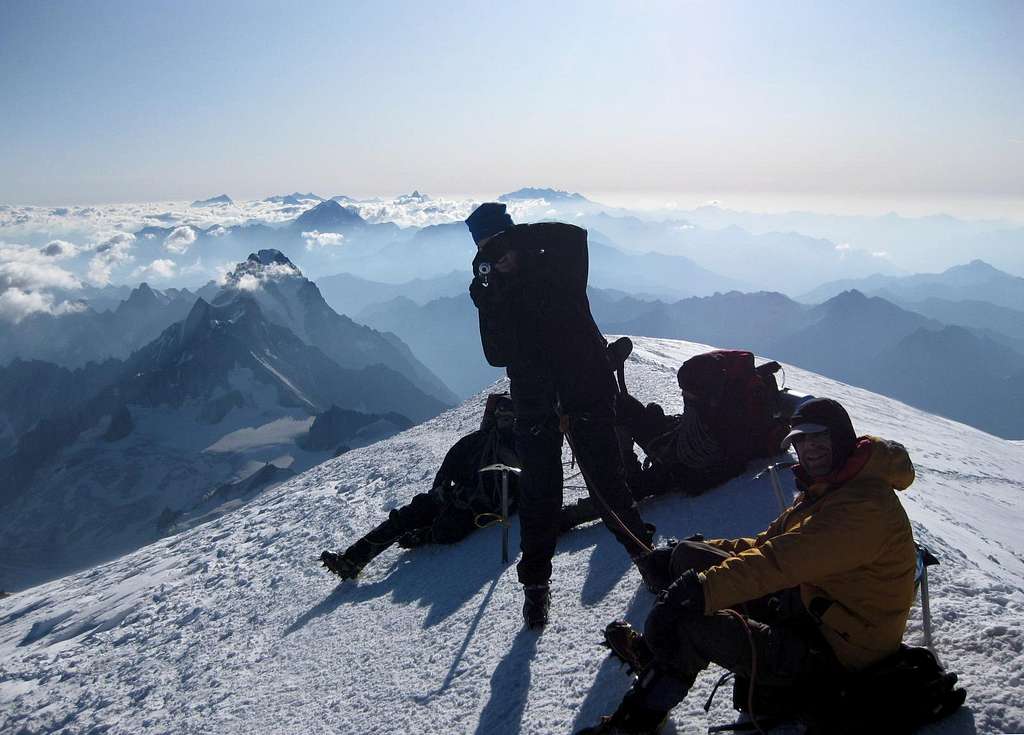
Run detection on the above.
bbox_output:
[191,194,233,207]
[122,282,161,309]
[221,250,305,292]
[396,190,430,203]
[498,187,587,202]
[292,199,366,230]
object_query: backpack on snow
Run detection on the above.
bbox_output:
[676,349,788,461]
[725,644,966,734]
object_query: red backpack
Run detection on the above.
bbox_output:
[677,350,787,461]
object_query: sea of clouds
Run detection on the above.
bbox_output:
[0,194,551,322]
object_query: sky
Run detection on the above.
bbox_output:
[1,0,1022,216]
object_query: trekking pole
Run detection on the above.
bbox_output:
[480,464,521,565]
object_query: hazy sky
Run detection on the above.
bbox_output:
[1,0,1022,215]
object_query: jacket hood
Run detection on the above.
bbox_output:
[856,436,915,491]
[797,436,915,494]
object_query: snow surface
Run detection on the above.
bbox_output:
[2,337,1022,734]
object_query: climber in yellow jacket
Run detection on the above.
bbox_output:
[579,397,918,734]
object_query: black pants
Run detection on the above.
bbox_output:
[510,369,648,586]
[344,492,478,568]
[638,541,839,713]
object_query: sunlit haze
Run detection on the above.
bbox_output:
[2,0,1021,218]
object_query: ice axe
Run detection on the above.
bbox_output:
[915,543,941,660]
[755,460,797,514]
[480,463,521,564]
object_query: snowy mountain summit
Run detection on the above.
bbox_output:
[215,249,456,406]
[222,249,304,290]
[1,338,1022,734]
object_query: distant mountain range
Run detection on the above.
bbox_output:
[191,194,233,207]
[263,192,324,205]
[0,281,217,368]
[356,272,1024,438]
[801,259,1024,310]
[499,187,588,202]
[356,293,503,398]
[0,250,454,591]
[107,194,911,295]
[678,206,1024,276]
[317,270,467,318]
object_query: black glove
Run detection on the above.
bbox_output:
[632,402,672,446]
[615,392,647,425]
[656,569,705,615]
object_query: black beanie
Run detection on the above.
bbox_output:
[465,202,514,245]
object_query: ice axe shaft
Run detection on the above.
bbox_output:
[755,461,796,514]
[480,463,521,565]
[921,565,935,656]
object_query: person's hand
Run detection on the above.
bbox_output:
[469,278,483,307]
[615,392,646,424]
[656,569,705,615]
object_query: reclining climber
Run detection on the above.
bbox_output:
[561,350,788,532]
[320,394,519,580]
[579,397,920,734]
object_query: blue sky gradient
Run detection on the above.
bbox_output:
[1,0,1021,213]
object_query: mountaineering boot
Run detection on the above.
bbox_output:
[322,515,405,579]
[574,683,670,734]
[559,497,601,532]
[576,663,690,735]
[602,620,654,674]
[523,584,551,629]
[320,550,364,580]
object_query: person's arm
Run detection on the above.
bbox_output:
[703,509,790,554]
[701,492,888,612]
[432,432,482,492]
[704,536,759,555]
[470,234,524,368]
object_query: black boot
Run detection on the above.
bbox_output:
[320,550,364,580]
[523,584,551,629]
[577,666,684,734]
[559,497,601,532]
[575,687,669,734]
[602,620,654,674]
[322,515,404,579]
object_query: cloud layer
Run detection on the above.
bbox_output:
[0,243,85,322]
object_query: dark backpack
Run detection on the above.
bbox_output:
[677,350,787,461]
[470,222,590,368]
[727,644,966,734]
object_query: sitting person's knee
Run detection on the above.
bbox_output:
[670,539,730,579]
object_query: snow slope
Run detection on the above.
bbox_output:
[2,337,1022,734]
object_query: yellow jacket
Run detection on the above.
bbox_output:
[701,437,917,670]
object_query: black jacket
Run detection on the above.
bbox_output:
[432,428,517,512]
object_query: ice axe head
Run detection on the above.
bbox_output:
[480,463,522,475]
